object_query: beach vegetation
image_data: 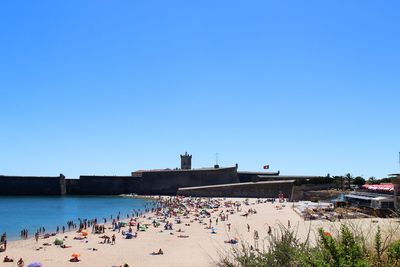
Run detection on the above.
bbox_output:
[367,177,379,185]
[217,222,400,267]
[345,173,353,190]
[388,240,400,266]
[353,176,366,187]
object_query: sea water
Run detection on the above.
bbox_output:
[0,196,152,240]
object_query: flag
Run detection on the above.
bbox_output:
[263,165,269,170]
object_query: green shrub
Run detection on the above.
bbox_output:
[388,240,400,266]
[217,224,399,267]
[217,226,308,267]
[317,225,368,267]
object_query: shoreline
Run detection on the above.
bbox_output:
[1,195,155,242]
[10,196,161,243]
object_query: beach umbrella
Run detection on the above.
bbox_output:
[71,252,80,258]
[81,231,88,236]
[27,263,42,267]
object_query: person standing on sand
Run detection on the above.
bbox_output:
[1,233,7,250]
[1,233,6,244]
[253,230,259,250]
[112,234,116,245]
[247,224,250,232]
[17,258,24,267]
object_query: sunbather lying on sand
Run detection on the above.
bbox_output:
[224,238,238,244]
[70,256,80,262]
[3,256,14,262]
[151,248,164,255]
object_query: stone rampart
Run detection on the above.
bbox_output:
[0,168,331,198]
[238,171,280,183]
[0,168,238,196]
[66,176,142,195]
[65,178,80,194]
[138,167,239,195]
[0,175,66,195]
[177,180,295,199]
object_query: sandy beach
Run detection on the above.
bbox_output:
[2,197,398,267]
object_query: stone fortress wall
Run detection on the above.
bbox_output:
[177,180,295,200]
[0,169,329,198]
[0,153,334,197]
[137,167,239,195]
[0,174,66,195]
[65,176,143,195]
[0,167,239,196]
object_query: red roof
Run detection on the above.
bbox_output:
[362,183,394,191]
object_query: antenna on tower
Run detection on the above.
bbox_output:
[214,152,219,169]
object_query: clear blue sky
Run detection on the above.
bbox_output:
[0,1,399,178]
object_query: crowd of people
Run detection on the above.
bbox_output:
[0,196,285,266]
[20,229,29,239]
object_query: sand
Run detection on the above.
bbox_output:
[2,198,398,267]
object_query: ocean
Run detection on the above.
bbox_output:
[0,196,152,240]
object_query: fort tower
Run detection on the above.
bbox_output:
[181,152,192,170]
